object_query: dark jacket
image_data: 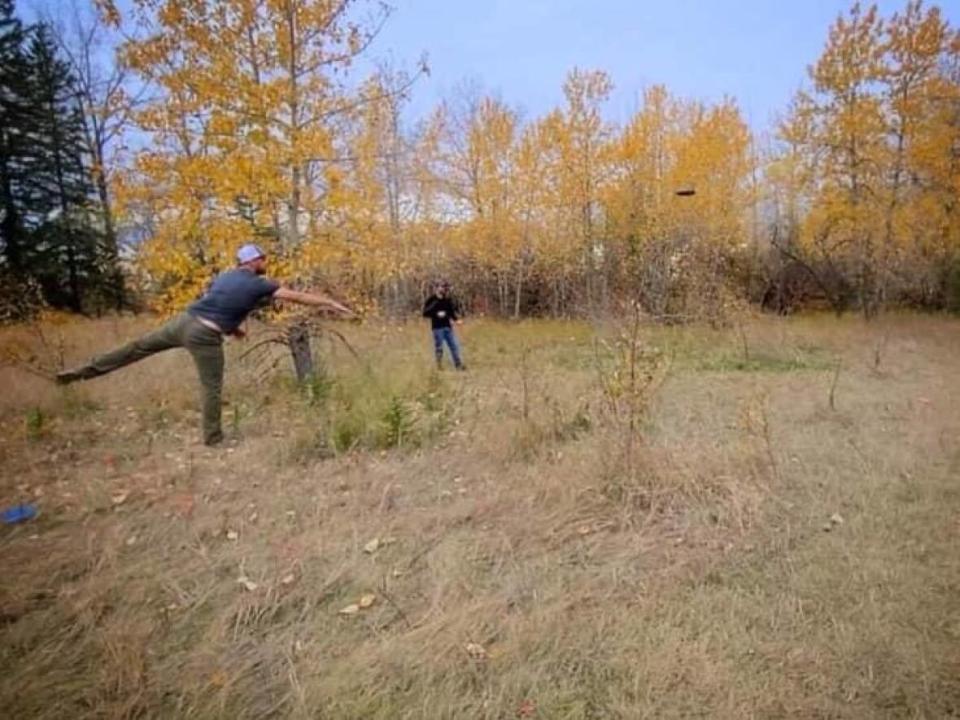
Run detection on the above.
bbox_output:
[422,295,460,330]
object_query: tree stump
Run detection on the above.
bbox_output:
[287,322,314,383]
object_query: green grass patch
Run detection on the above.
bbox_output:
[24,407,47,440]
[693,350,835,373]
[278,356,460,457]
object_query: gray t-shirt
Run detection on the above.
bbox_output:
[187,268,279,333]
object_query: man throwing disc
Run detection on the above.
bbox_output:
[56,243,353,446]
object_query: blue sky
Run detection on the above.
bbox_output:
[367,0,959,129]
[27,0,960,131]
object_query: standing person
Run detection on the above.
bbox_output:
[56,243,353,446]
[422,280,466,371]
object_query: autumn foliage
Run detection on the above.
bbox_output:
[100,0,960,319]
[774,1,960,316]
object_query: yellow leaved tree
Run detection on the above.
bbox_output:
[776,1,960,315]
[429,86,522,313]
[540,68,614,312]
[602,85,753,319]
[331,69,421,316]
[884,1,959,303]
[107,0,398,315]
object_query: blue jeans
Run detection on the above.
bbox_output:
[432,327,463,368]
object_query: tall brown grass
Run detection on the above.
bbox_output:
[0,312,958,718]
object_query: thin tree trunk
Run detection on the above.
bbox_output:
[66,241,82,313]
[94,168,123,309]
[283,5,314,374]
[49,94,84,313]
[514,264,523,319]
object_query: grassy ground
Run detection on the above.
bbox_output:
[0,312,958,719]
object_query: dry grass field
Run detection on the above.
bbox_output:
[0,312,958,719]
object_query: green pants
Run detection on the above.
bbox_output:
[69,313,225,445]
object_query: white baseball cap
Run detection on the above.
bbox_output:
[236,243,266,264]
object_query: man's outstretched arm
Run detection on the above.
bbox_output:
[274,287,354,316]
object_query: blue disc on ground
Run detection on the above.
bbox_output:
[1,504,38,524]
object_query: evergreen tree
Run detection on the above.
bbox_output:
[24,23,103,312]
[0,0,122,317]
[0,0,33,278]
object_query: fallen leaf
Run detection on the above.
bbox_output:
[830,513,844,525]
[126,536,138,546]
[339,603,360,616]
[464,642,487,660]
[359,593,376,609]
[111,490,130,506]
[517,698,536,718]
[237,577,258,592]
[169,493,195,517]
[363,538,381,554]
[281,573,296,586]
[248,512,258,522]
[226,530,239,541]
[577,525,592,536]
[209,670,228,687]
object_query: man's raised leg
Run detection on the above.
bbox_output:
[57,315,187,384]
